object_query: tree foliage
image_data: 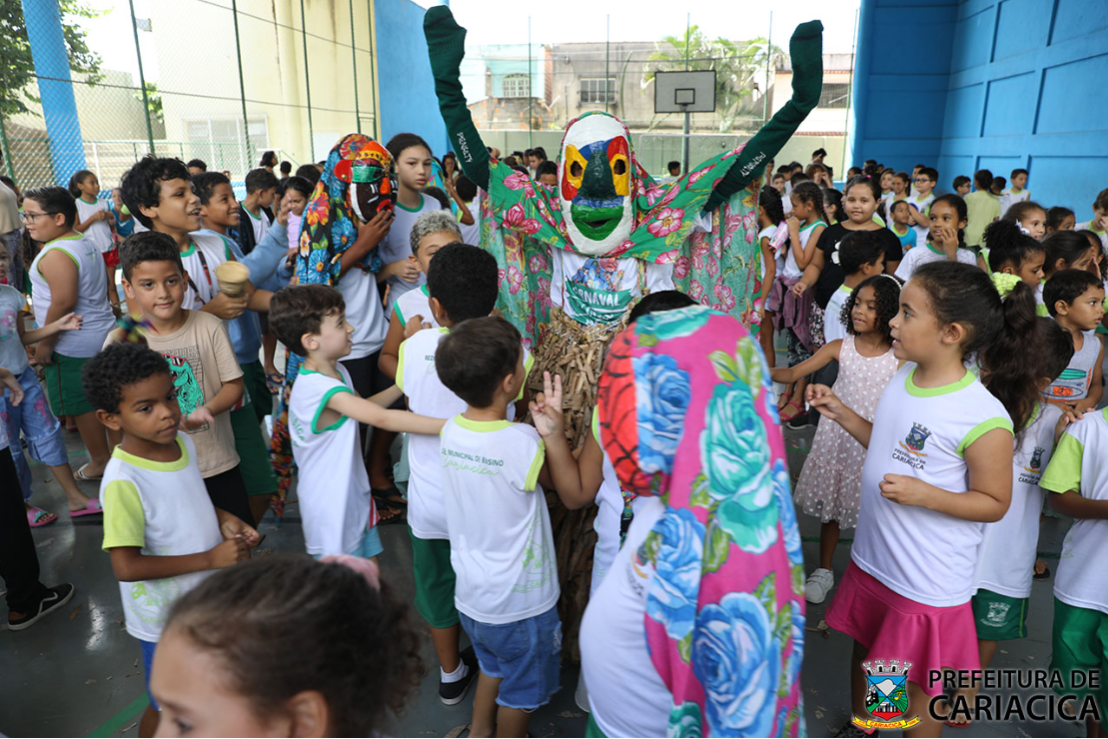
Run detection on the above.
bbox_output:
[644,25,785,133]
[0,0,103,119]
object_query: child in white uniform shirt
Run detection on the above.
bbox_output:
[396,244,532,705]
[811,262,1041,735]
[269,285,446,562]
[436,316,561,739]
[894,194,978,282]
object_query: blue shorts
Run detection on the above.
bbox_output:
[459,606,562,711]
[140,639,160,711]
[1,367,67,500]
[312,526,383,560]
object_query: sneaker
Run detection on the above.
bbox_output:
[8,583,75,631]
[805,568,835,604]
[439,647,477,706]
[833,721,879,738]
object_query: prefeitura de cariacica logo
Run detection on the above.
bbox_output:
[852,659,923,731]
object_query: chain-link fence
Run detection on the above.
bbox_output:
[1,2,853,197]
[2,0,378,195]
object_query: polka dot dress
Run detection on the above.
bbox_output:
[794,335,899,529]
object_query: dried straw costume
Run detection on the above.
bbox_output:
[269,134,397,502]
[425,6,822,654]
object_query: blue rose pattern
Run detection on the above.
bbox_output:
[787,602,804,690]
[773,460,802,567]
[633,353,692,475]
[692,591,782,737]
[646,507,705,642]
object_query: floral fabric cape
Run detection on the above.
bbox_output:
[269,134,385,497]
[596,306,806,737]
[478,117,765,344]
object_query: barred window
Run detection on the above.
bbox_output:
[580,78,616,104]
[502,74,530,98]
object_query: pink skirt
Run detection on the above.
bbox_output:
[826,560,980,697]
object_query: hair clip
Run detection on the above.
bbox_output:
[990,272,1021,300]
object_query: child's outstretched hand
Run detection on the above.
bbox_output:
[180,405,215,431]
[53,312,82,332]
[879,474,934,508]
[805,384,843,420]
[529,371,564,438]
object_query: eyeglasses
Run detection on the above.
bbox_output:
[20,211,58,222]
[914,178,931,184]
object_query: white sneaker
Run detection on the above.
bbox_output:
[805,568,835,604]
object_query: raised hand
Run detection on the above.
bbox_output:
[528,371,564,438]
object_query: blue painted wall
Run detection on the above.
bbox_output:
[851,0,1108,213]
[373,0,449,157]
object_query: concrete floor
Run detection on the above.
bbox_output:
[0,366,1087,738]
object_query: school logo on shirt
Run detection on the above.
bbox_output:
[852,659,921,730]
[1019,446,1047,484]
[892,423,930,470]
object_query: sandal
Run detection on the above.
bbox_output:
[779,400,805,423]
[73,464,103,482]
[372,487,407,525]
[26,507,58,527]
[69,499,103,518]
[1033,560,1051,580]
[266,372,284,394]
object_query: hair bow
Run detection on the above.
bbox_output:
[991,272,1021,299]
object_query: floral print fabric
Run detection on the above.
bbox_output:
[596,305,805,737]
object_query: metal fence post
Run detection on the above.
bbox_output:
[0,118,14,181]
[349,0,361,133]
[367,0,380,139]
[528,16,533,149]
[231,0,254,172]
[300,0,315,159]
[128,0,155,155]
[605,15,610,115]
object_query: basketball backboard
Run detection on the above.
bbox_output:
[654,70,717,114]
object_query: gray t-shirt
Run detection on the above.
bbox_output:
[0,284,29,375]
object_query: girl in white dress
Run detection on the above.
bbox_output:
[771,274,901,604]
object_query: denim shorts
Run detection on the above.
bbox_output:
[2,367,67,499]
[459,606,561,710]
[140,639,160,711]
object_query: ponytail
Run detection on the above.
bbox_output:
[67,169,94,199]
[791,181,829,226]
[759,185,785,225]
[984,219,1044,273]
[912,262,1039,432]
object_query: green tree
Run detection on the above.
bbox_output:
[0,0,104,119]
[644,25,784,133]
[135,81,163,124]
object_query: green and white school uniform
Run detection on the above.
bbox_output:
[823,284,853,344]
[393,284,439,329]
[893,242,977,282]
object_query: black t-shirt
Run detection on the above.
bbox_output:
[813,223,904,309]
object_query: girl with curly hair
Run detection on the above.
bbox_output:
[772,269,901,605]
[150,555,423,737]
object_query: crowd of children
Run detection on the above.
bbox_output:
[4,139,1108,739]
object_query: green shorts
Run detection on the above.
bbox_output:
[1050,598,1108,713]
[241,360,272,423]
[410,529,459,629]
[230,404,277,498]
[971,589,1028,640]
[43,352,94,416]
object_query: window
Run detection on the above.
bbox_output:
[502,74,530,98]
[182,117,269,174]
[818,82,851,109]
[580,78,616,104]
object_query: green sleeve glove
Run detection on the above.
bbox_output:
[424,6,490,191]
[704,20,824,211]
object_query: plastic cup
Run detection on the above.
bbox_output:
[215,261,250,298]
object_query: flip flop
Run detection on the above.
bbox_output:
[69,499,103,518]
[26,507,58,527]
[73,464,103,482]
[371,488,407,525]
[266,372,284,394]
[1033,563,1051,580]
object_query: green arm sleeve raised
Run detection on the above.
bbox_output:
[704,21,824,211]
[424,6,491,191]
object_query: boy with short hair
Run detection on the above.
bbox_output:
[186,159,207,176]
[381,133,442,307]
[909,163,925,197]
[1075,188,1108,252]
[454,174,482,245]
[965,168,1000,248]
[397,244,535,706]
[85,341,259,736]
[267,284,446,561]
[534,161,558,191]
[378,211,461,380]
[238,168,279,254]
[1039,332,1108,736]
[823,231,886,344]
[667,160,681,179]
[435,315,560,738]
[907,166,939,249]
[116,232,254,525]
[1043,269,1105,412]
[991,176,1007,196]
[953,175,971,197]
[122,159,278,523]
[888,199,916,254]
[1000,167,1030,218]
